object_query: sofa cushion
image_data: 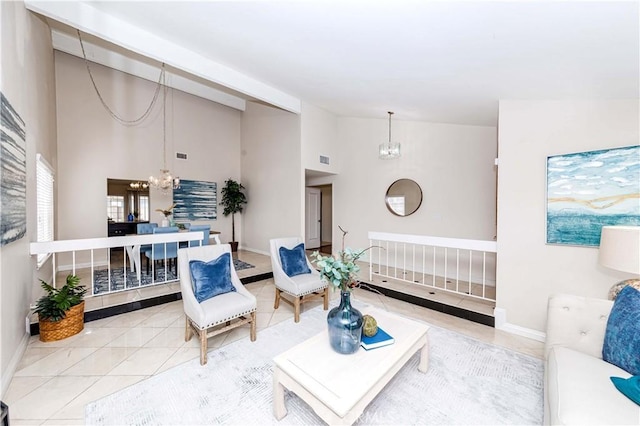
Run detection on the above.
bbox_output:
[189,253,236,303]
[279,243,311,277]
[603,286,640,375]
[546,347,639,425]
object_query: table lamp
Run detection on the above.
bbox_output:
[598,225,640,300]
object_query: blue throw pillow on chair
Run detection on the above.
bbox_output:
[603,285,640,375]
[189,252,236,303]
[279,243,311,277]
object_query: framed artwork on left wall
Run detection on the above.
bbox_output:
[0,92,27,246]
[546,145,640,247]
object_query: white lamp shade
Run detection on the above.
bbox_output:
[598,226,640,275]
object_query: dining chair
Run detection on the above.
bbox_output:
[143,226,179,280]
[136,222,158,253]
[188,225,211,247]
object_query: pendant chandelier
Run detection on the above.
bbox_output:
[77,30,179,192]
[129,181,149,190]
[148,67,180,193]
[379,111,401,160]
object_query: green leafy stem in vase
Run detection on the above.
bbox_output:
[312,226,377,292]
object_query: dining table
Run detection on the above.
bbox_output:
[124,230,221,282]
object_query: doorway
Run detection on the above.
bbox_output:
[305,184,332,254]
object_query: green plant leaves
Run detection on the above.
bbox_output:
[34,274,87,322]
[220,179,247,217]
[312,248,366,292]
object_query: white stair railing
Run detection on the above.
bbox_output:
[29,231,210,297]
[368,231,497,302]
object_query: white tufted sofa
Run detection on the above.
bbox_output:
[544,294,640,425]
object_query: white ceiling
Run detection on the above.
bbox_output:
[30,1,640,126]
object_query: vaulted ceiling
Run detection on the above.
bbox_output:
[27,1,639,126]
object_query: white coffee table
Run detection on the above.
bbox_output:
[273,306,430,425]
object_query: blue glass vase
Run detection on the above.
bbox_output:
[327,291,363,354]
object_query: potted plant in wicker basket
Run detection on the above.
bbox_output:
[34,274,87,342]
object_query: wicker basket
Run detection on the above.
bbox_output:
[38,301,85,342]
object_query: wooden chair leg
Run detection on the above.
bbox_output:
[274,288,281,309]
[294,296,301,323]
[185,317,193,342]
[323,287,329,310]
[250,311,257,342]
[199,328,208,365]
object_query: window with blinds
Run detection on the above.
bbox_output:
[36,154,55,268]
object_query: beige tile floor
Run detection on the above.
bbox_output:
[7,251,543,425]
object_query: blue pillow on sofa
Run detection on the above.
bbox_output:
[189,253,236,303]
[602,286,640,375]
[279,243,311,277]
[610,376,640,406]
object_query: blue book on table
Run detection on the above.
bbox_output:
[361,327,395,350]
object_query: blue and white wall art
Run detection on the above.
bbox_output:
[546,145,640,246]
[173,179,217,221]
[1,92,27,246]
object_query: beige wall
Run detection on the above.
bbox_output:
[241,102,302,253]
[55,52,241,251]
[1,4,57,397]
[496,100,639,334]
[301,102,339,174]
[329,117,497,254]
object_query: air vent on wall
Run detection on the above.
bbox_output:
[320,155,330,165]
[176,152,187,160]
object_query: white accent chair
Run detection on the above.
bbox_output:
[178,244,257,365]
[269,237,329,323]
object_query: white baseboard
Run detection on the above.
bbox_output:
[494,307,546,342]
[1,332,30,398]
[240,246,269,257]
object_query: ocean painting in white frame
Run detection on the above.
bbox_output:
[546,145,640,246]
[1,92,27,246]
[173,179,217,221]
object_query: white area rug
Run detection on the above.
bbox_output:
[85,306,543,425]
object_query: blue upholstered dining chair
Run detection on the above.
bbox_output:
[188,225,210,247]
[143,226,179,280]
[178,224,210,249]
[136,222,158,253]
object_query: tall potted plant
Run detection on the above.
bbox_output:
[220,178,247,252]
[34,274,87,342]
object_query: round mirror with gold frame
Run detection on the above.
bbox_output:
[385,179,423,217]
